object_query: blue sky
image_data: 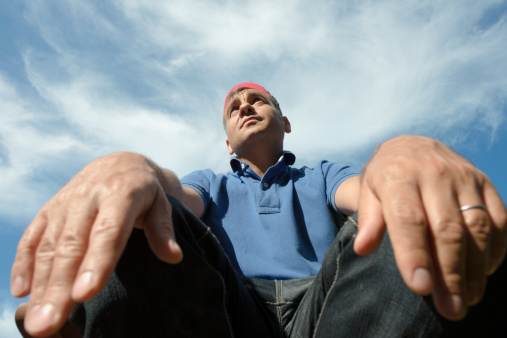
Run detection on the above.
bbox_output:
[1,1,507,335]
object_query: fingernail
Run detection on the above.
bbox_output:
[444,294,464,318]
[27,304,57,332]
[412,268,432,294]
[169,238,181,253]
[467,281,479,305]
[73,272,94,298]
[488,258,499,275]
[11,276,26,296]
[168,239,183,263]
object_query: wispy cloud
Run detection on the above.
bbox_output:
[1,0,506,226]
[0,71,87,225]
[0,298,21,338]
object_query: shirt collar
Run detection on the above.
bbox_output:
[230,151,296,175]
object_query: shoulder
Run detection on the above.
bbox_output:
[291,160,356,175]
[181,168,220,182]
[181,169,240,188]
[289,161,359,189]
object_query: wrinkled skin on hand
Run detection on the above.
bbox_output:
[354,135,507,320]
[11,152,183,337]
[11,137,507,336]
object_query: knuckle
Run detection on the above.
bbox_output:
[15,244,36,263]
[463,212,489,236]
[453,163,479,185]
[444,271,463,284]
[73,181,96,199]
[45,281,71,294]
[92,217,120,239]
[431,219,465,245]
[382,161,412,178]
[497,211,507,229]
[57,181,96,204]
[372,162,419,189]
[107,175,133,195]
[424,160,449,178]
[17,233,38,256]
[15,219,48,265]
[35,237,57,263]
[104,172,155,199]
[391,207,426,227]
[442,272,464,293]
[54,234,86,260]
[38,203,51,216]
[53,188,73,206]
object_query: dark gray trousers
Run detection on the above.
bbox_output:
[70,196,507,337]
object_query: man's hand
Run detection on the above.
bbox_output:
[10,152,183,337]
[353,135,507,320]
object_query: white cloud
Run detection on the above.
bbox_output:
[0,72,87,224]
[104,0,507,157]
[22,54,228,172]
[274,1,507,158]
[0,300,21,338]
[115,0,331,61]
[1,0,506,226]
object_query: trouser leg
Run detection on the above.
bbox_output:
[287,214,507,337]
[70,196,277,338]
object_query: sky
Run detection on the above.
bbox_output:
[1,0,507,335]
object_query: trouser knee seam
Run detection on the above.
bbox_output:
[275,280,283,338]
[220,274,235,338]
[197,227,212,242]
[312,254,341,338]
[347,214,358,228]
[191,225,237,337]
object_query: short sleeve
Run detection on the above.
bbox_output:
[180,169,215,212]
[319,161,359,215]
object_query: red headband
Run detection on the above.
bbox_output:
[223,83,271,114]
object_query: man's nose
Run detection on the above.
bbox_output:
[239,102,254,117]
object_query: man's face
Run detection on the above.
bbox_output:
[224,89,290,155]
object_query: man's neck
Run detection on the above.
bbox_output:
[236,148,283,178]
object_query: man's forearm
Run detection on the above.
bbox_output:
[157,166,184,201]
[155,164,204,218]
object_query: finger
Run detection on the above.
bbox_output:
[459,205,489,306]
[11,214,48,298]
[382,183,435,297]
[355,183,385,256]
[24,207,96,336]
[483,181,507,274]
[26,214,66,305]
[143,190,183,264]
[422,186,467,320]
[23,214,67,336]
[71,197,140,302]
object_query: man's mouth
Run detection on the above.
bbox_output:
[241,117,260,128]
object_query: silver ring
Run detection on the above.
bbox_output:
[459,204,486,212]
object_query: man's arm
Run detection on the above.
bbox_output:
[181,186,205,219]
[334,135,507,321]
[334,176,360,216]
[160,168,205,219]
[10,152,198,337]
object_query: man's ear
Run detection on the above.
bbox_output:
[226,139,234,155]
[283,117,291,133]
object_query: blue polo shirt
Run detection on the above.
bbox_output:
[180,152,358,279]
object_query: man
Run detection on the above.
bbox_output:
[12,83,507,337]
